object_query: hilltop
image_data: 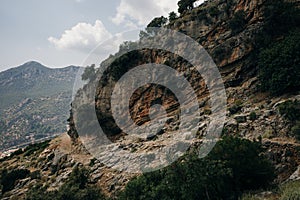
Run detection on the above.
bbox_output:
[0,61,80,151]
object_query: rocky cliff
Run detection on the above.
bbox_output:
[66,0,300,195]
[0,0,299,199]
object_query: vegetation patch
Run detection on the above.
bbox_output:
[1,168,30,193]
[119,136,275,200]
[228,10,247,34]
[258,30,300,96]
[25,166,105,200]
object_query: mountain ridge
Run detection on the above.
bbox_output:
[0,61,81,151]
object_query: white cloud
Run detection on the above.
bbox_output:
[111,0,178,27]
[48,20,112,53]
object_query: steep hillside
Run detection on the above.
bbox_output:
[68,0,300,195]
[0,61,80,152]
[0,0,299,199]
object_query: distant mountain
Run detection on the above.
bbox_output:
[0,61,80,151]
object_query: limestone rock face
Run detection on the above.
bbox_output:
[69,0,268,141]
[65,0,300,192]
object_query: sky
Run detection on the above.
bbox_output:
[0,0,189,72]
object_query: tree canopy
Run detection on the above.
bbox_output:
[178,0,196,14]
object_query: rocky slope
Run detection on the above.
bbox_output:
[0,61,80,152]
[0,0,299,199]
[69,0,300,193]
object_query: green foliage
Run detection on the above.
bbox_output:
[255,0,300,49]
[249,111,257,121]
[119,41,138,53]
[23,140,50,157]
[168,11,177,22]
[278,100,300,122]
[119,158,233,200]
[9,148,24,157]
[147,16,167,28]
[25,184,53,200]
[26,166,105,200]
[208,6,219,16]
[229,102,243,115]
[109,51,140,81]
[209,136,275,192]
[291,121,300,141]
[144,16,168,36]
[278,100,300,140]
[258,30,300,96]
[212,45,226,63]
[1,168,30,193]
[120,137,274,200]
[178,0,196,14]
[228,10,247,34]
[280,180,300,200]
[229,104,242,115]
[263,0,300,38]
[82,64,96,82]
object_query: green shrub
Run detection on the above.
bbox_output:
[291,121,300,141]
[255,0,300,48]
[229,101,243,115]
[81,64,96,82]
[209,136,275,192]
[9,148,24,157]
[26,166,105,200]
[249,111,257,121]
[229,10,247,34]
[278,100,300,122]
[263,0,300,38]
[119,158,233,200]
[1,169,30,193]
[178,0,196,14]
[212,45,226,62]
[208,6,219,16]
[120,137,275,200]
[258,30,300,96]
[25,184,53,200]
[168,11,177,22]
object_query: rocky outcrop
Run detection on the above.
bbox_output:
[66,0,300,188]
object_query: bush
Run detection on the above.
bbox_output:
[1,169,30,193]
[168,11,177,22]
[23,140,50,157]
[229,10,247,34]
[291,121,300,141]
[249,111,257,121]
[255,1,300,48]
[229,100,243,115]
[178,0,196,14]
[81,64,96,82]
[208,6,219,16]
[26,166,105,200]
[278,100,300,122]
[209,136,275,192]
[258,30,300,96]
[263,0,300,38]
[120,137,275,200]
[119,158,233,200]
